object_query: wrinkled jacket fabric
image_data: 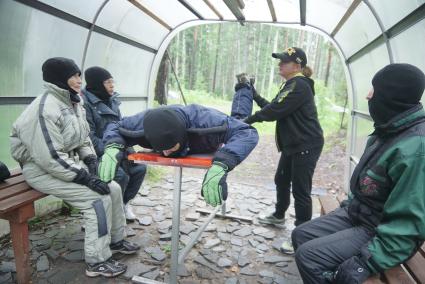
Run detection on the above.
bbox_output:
[82,89,121,156]
[10,83,95,181]
[103,104,259,170]
[231,84,254,119]
[348,104,425,273]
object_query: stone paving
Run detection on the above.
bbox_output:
[0,172,321,284]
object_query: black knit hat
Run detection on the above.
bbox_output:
[272,47,307,68]
[143,108,187,151]
[369,63,425,125]
[84,66,113,101]
[42,57,81,92]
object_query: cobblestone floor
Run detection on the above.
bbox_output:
[0,134,346,283]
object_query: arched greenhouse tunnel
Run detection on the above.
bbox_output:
[0,1,424,283]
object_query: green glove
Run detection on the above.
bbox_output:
[99,143,124,182]
[201,162,228,207]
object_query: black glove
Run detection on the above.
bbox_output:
[334,255,370,284]
[73,169,110,195]
[243,116,255,125]
[83,154,98,176]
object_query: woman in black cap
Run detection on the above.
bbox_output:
[292,64,425,284]
[82,66,147,222]
[245,47,324,239]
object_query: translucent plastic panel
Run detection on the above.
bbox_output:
[0,1,86,98]
[38,0,105,22]
[185,0,220,19]
[272,0,300,22]
[391,20,425,74]
[209,0,236,20]
[84,33,154,98]
[352,116,374,159]
[307,0,352,33]
[369,0,425,29]
[0,105,25,167]
[349,44,389,112]
[120,100,148,116]
[96,0,168,50]
[243,0,272,22]
[137,0,197,28]
[335,2,381,57]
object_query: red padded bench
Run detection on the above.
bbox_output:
[0,169,47,284]
[319,195,425,284]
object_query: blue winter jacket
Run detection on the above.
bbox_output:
[231,83,254,119]
[82,89,122,156]
[103,104,259,170]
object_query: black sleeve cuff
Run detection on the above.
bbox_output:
[213,151,239,171]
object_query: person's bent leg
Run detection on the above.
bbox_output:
[295,224,373,284]
[114,166,129,196]
[274,153,292,218]
[123,164,146,204]
[107,181,126,243]
[291,146,322,226]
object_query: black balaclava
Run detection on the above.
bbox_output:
[84,67,113,101]
[42,57,81,102]
[143,108,187,155]
[369,63,425,126]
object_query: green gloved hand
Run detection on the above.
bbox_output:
[99,143,124,182]
[201,162,228,207]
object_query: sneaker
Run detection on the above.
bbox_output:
[258,213,286,225]
[86,258,127,277]
[110,239,140,255]
[280,240,295,256]
[124,204,136,222]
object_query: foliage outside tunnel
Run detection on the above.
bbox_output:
[156,23,348,137]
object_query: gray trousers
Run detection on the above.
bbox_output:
[23,162,126,264]
[291,207,374,284]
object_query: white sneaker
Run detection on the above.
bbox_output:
[280,240,295,256]
[124,204,136,221]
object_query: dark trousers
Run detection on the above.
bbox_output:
[274,146,322,226]
[114,163,147,204]
[292,207,374,284]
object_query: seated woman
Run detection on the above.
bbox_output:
[82,66,146,221]
[10,57,139,278]
[292,63,425,284]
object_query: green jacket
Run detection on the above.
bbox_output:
[348,104,425,273]
[10,83,95,182]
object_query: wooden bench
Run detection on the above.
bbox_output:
[0,169,47,284]
[319,195,425,284]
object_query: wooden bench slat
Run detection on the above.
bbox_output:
[383,265,415,284]
[318,196,340,215]
[0,175,26,190]
[0,182,32,202]
[0,190,46,214]
[9,168,22,177]
[404,250,425,283]
[364,275,385,283]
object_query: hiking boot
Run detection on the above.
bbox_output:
[86,258,127,277]
[258,213,286,225]
[110,239,140,255]
[124,204,136,222]
[280,240,295,256]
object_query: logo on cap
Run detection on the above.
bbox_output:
[285,47,296,56]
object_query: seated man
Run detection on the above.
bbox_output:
[231,73,255,119]
[292,63,425,284]
[99,104,259,207]
[82,66,146,221]
[10,57,139,278]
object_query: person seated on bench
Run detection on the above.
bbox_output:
[82,66,146,222]
[10,57,140,278]
[292,63,425,284]
[231,73,255,120]
[98,104,259,207]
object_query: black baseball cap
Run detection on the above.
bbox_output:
[272,47,307,68]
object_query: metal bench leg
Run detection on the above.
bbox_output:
[6,204,35,284]
[170,167,182,284]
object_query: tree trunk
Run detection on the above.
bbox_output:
[212,25,222,93]
[154,54,169,105]
[267,29,279,92]
[324,46,333,86]
[189,27,198,89]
